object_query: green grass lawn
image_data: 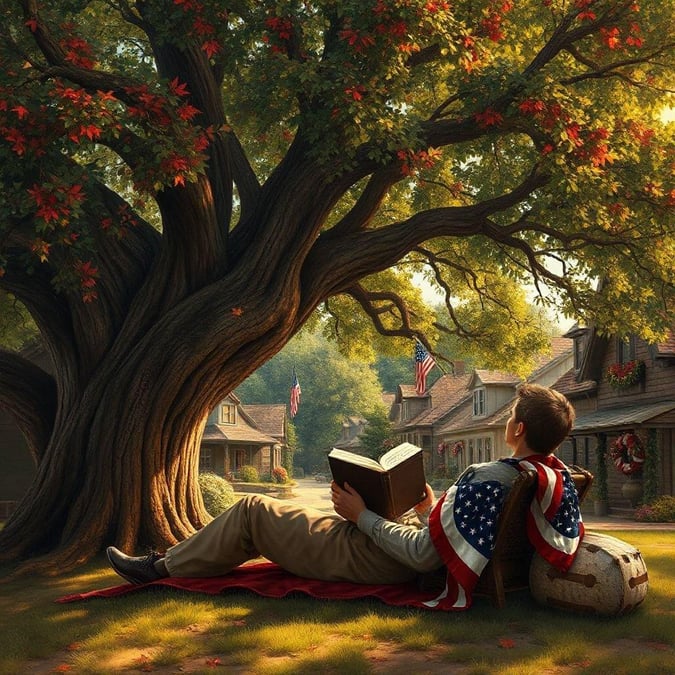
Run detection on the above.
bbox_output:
[0,529,673,674]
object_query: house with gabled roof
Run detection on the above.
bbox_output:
[552,324,675,513]
[331,415,369,452]
[436,337,575,473]
[199,394,288,480]
[330,393,398,455]
[389,364,473,475]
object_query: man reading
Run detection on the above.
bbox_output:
[107,384,583,610]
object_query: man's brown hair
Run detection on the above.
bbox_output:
[513,383,575,455]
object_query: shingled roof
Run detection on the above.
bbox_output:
[241,404,286,439]
[398,374,472,428]
[202,422,277,444]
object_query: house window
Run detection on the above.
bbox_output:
[220,403,236,424]
[476,437,483,462]
[473,388,486,416]
[617,336,636,364]
[199,447,212,471]
[574,337,585,370]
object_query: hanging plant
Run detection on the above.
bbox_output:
[451,441,463,457]
[608,432,645,476]
[606,360,645,389]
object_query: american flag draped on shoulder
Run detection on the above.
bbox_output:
[414,341,435,396]
[424,456,583,610]
[289,370,301,418]
[516,454,585,572]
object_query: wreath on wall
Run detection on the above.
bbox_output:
[608,432,645,476]
[451,441,464,457]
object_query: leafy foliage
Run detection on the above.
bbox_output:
[236,330,386,471]
[197,472,235,517]
[237,465,260,483]
[634,495,675,522]
[358,409,396,460]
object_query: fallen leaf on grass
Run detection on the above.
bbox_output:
[134,654,155,672]
[66,642,82,651]
[646,641,671,651]
[498,638,516,649]
[52,666,72,673]
[206,657,221,667]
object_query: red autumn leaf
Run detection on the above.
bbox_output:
[134,654,155,672]
[206,657,221,667]
[231,307,243,317]
[66,642,82,651]
[202,40,221,58]
[474,108,504,127]
[178,103,201,121]
[169,78,190,97]
[12,105,29,119]
[498,637,516,649]
[25,18,38,32]
[52,665,72,672]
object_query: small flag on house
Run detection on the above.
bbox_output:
[415,341,436,396]
[289,369,301,418]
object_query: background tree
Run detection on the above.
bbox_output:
[0,0,673,574]
[358,409,396,461]
[236,330,385,471]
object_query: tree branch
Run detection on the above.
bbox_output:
[346,284,417,339]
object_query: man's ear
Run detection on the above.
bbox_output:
[515,421,525,437]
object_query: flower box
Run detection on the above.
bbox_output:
[606,360,645,389]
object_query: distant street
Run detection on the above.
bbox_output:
[284,476,336,513]
[280,477,674,531]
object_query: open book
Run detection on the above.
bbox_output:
[328,442,426,520]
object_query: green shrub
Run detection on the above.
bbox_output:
[198,472,236,517]
[634,495,675,522]
[238,465,259,482]
[293,466,305,479]
[272,466,289,483]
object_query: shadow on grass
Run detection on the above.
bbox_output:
[0,529,673,674]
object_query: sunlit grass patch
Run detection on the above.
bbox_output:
[256,639,374,675]
[0,530,673,674]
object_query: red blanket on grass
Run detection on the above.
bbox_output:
[56,562,445,609]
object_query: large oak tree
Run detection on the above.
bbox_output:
[0,0,673,574]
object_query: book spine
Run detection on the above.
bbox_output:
[383,473,395,520]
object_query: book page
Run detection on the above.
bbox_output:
[328,448,384,471]
[379,442,421,471]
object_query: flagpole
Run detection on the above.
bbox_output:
[414,338,452,376]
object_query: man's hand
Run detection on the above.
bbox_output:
[331,481,367,523]
[414,483,435,515]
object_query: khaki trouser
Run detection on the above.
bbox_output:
[164,494,417,584]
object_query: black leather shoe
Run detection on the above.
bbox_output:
[106,546,165,585]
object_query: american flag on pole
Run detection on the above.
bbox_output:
[424,456,583,611]
[414,341,435,396]
[289,370,301,418]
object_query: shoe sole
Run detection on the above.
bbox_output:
[106,547,147,585]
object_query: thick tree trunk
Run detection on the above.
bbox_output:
[0,343,215,576]
[0,270,297,577]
